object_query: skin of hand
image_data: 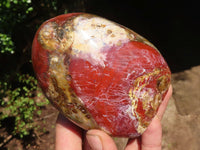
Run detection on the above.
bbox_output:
[55,85,172,150]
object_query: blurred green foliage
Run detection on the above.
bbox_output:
[0,0,86,138]
[0,33,14,54]
[0,0,33,54]
[0,74,49,138]
[0,0,33,32]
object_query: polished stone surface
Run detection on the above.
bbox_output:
[32,13,171,137]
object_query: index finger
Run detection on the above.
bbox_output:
[157,84,173,119]
[141,85,173,150]
[55,114,83,150]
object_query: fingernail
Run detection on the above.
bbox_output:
[86,134,103,150]
[155,114,161,121]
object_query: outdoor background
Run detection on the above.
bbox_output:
[0,0,199,149]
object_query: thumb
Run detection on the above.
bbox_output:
[86,129,117,150]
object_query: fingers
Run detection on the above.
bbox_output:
[55,113,83,150]
[157,84,173,120]
[141,85,172,150]
[85,129,118,150]
[125,117,162,150]
[141,115,162,150]
[140,85,172,150]
[125,138,141,150]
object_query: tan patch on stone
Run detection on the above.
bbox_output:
[129,69,170,134]
[38,21,74,53]
[46,53,98,129]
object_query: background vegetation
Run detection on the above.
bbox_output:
[0,0,86,146]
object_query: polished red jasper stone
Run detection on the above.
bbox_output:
[32,13,171,137]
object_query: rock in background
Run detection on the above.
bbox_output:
[162,65,200,150]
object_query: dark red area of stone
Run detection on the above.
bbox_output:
[69,41,170,136]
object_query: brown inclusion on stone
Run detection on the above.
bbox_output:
[38,18,98,130]
[129,68,170,134]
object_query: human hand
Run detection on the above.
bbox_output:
[55,85,172,150]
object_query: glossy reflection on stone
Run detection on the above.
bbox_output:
[32,13,171,137]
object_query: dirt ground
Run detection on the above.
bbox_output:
[162,65,200,150]
[0,104,58,150]
[1,65,200,150]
